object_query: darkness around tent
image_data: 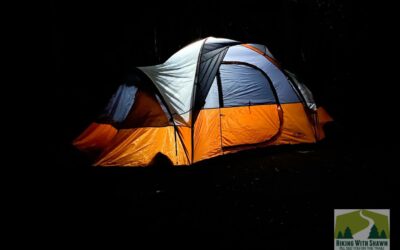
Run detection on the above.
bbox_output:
[51,1,395,248]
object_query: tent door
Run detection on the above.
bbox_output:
[218,63,281,148]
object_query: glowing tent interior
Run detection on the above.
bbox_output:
[73,37,333,166]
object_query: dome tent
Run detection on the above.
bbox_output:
[73,37,332,166]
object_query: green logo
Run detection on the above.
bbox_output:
[334,209,390,250]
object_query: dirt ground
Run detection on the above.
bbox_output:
[50,124,395,249]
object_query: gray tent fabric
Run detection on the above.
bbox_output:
[219,64,276,107]
[98,84,137,124]
[194,38,240,110]
[284,70,317,111]
[138,39,204,125]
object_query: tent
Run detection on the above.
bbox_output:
[73,37,332,166]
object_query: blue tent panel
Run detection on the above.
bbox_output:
[98,84,138,124]
[203,78,220,109]
[220,64,276,107]
[224,45,299,104]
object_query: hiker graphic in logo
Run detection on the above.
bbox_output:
[334,209,390,250]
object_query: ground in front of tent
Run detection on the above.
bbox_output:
[51,129,395,248]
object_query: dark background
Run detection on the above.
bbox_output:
[51,0,396,248]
